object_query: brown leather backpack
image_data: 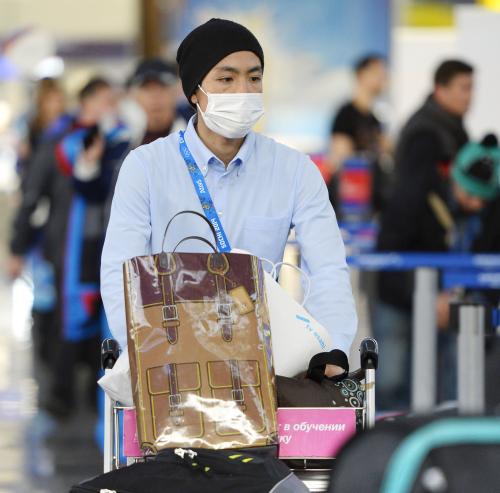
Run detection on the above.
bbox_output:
[123,211,278,453]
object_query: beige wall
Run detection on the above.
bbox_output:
[0,0,139,40]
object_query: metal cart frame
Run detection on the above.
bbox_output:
[101,337,378,492]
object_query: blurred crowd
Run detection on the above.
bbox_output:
[5,53,500,434]
[325,55,500,411]
[7,59,194,420]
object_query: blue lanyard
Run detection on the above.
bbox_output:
[178,131,232,252]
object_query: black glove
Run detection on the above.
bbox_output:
[306,349,349,383]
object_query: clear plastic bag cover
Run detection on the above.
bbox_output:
[124,251,278,452]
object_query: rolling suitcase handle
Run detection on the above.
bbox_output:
[360,338,378,429]
[101,339,120,473]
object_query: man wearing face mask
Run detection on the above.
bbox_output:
[101,19,357,378]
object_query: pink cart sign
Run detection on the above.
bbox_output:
[277,407,357,459]
[123,408,143,457]
[123,407,358,459]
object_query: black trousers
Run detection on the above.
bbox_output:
[45,335,101,416]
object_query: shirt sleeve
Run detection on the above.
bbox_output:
[101,150,152,350]
[331,105,355,137]
[292,156,357,354]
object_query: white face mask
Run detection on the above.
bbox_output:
[197,85,264,139]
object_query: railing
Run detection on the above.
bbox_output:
[347,252,500,413]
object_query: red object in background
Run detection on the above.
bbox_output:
[339,167,373,204]
[55,142,73,177]
[310,153,332,184]
[82,291,101,316]
[438,160,452,179]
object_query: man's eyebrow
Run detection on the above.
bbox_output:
[247,65,263,74]
[214,65,263,75]
[214,66,240,74]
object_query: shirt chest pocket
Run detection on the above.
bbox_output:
[241,215,291,262]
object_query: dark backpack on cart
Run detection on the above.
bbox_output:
[328,416,500,493]
[276,344,374,472]
[70,446,309,493]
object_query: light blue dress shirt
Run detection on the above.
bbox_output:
[101,117,357,354]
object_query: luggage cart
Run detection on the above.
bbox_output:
[285,338,378,492]
[101,338,378,492]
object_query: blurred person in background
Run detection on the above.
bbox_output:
[9,78,67,374]
[106,58,190,209]
[121,58,190,148]
[328,54,392,216]
[375,60,475,410]
[434,134,500,330]
[10,78,68,278]
[16,78,66,185]
[9,76,130,418]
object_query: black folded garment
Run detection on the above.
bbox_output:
[70,446,309,493]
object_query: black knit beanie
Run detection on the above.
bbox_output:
[176,18,264,104]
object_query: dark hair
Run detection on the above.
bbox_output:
[31,78,64,132]
[434,60,473,86]
[354,54,385,74]
[78,77,111,102]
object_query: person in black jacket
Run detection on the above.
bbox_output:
[375,133,500,410]
[374,60,476,409]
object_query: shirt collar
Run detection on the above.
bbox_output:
[182,116,255,176]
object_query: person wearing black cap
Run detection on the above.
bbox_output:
[122,58,191,147]
[101,19,357,378]
[103,58,192,217]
